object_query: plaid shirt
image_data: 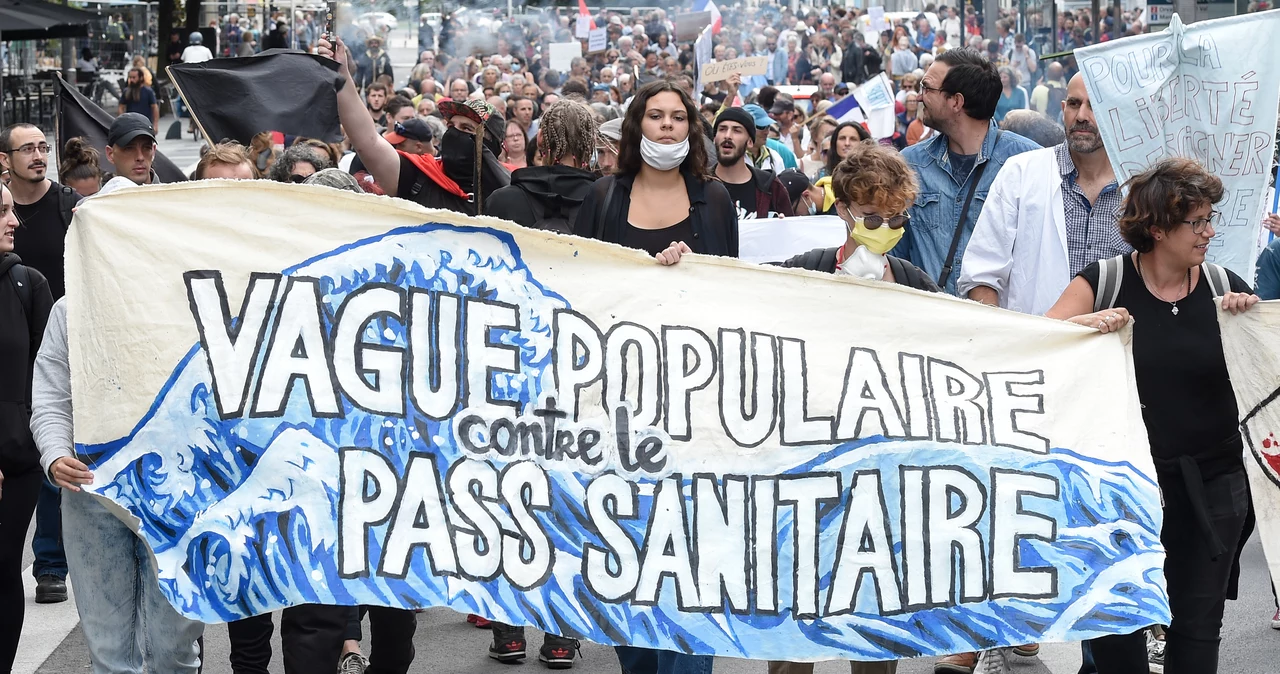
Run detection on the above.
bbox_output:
[1057,143,1130,276]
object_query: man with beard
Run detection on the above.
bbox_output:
[0,123,79,606]
[117,68,158,133]
[890,48,1038,298]
[321,36,508,215]
[959,74,1129,316]
[712,108,793,221]
[355,35,394,91]
[366,83,390,127]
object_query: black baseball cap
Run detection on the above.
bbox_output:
[384,118,433,144]
[769,93,796,115]
[107,112,157,147]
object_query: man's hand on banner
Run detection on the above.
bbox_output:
[655,240,692,266]
[1222,292,1260,315]
[1067,308,1131,334]
[50,456,94,492]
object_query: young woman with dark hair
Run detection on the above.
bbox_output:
[573,80,736,264]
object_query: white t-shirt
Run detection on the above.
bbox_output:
[181,45,214,64]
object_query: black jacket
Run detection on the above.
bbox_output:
[573,171,739,258]
[841,44,866,84]
[779,247,940,293]
[485,165,597,235]
[0,253,52,473]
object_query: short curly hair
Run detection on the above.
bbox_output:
[830,142,918,216]
[1118,157,1223,253]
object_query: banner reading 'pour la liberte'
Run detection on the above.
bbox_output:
[66,182,1168,661]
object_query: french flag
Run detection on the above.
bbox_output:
[826,93,862,123]
[577,0,596,30]
[693,0,722,34]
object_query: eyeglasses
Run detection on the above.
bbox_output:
[1183,210,1221,234]
[918,83,946,96]
[853,213,910,229]
[7,143,51,155]
[289,174,308,183]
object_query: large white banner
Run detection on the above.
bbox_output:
[66,183,1169,660]
[1077,11,1280,279]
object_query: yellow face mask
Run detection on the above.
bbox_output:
[838,204,907,256]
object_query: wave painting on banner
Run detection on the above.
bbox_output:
[65,182,1169,662]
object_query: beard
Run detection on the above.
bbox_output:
[717,141,747,167]
[1067,123,1105,154]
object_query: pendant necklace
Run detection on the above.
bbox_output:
[1136,253,1191,316]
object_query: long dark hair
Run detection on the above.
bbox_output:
[616,79,710,181]
[825,121,870,176]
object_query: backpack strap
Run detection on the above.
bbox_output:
[10,263,32,319]
[1093,254,1125,312]
[56,184,79,231]
[1202,262,1230,298]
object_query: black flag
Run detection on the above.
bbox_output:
[54,75,188,183]
[168,50,345,147]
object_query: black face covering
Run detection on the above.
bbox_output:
[440,127,477,193]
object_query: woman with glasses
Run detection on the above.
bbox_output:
[268,143,333,183]
[501,118,530,170]
[1046,158,1258,673]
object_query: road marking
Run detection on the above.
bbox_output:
[14,565,80,674]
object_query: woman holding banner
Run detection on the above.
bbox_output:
[1046,157,1258,673]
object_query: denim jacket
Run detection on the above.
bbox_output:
[891,121,1039,295]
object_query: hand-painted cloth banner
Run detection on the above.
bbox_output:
[66,183,1169,661]
[738,215,845,264]
[1221,304,1280,606]
[1077,11,1280,279]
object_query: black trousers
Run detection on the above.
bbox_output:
[227,604,348,674]
[0,464,40,673]
[341,605,417,674]
[1089,466,1251,674]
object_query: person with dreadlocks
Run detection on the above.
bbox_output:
[318,36,509,215]
[485,99,599,235]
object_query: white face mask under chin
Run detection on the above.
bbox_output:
[640,135,690,171]
[837,245,887,281]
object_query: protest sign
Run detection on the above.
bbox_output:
[67,182,1169,661]
[868,6,890,31]
[854,73,898,140]
[575,16,591,39]
[675,10,713,41]
[1077,11,1280,279]
[587,28,607,53]
[700,56,770,83]
[1220,304,1280,611]
[739,215,846,264]
[549,42,582,73]
[694,25,714,96]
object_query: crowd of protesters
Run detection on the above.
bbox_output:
[1,1,1279,674]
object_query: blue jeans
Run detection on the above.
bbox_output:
[614,646,714,674]
[32,478,68,579]
[63,487,203,674]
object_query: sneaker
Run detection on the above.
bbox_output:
[337,652,368,674]
[1272,608,1280,629]
[539,634,581,670]
[468,613,492,628]
[1147,631,1165,674]
[489,624,527,663]
[935,652,978,674]
[1012,643,1039,657]
[34,575,67,604]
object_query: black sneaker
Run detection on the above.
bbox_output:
[35,575,67,604]
[489,624,527,663]
[539,634,580,670]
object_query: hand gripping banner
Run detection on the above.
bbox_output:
[65,182,1170,661]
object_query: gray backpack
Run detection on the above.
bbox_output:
[1093,254,1230,312]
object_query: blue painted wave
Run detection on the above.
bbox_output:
[80,223,1170,660]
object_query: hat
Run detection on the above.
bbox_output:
[438,98,497,125]
[598,117,623,142]
[794,20,806,31]
[591,82,611,92]
[384,118,433,145]
[714,107,757,134]
[742,104,772,130]
[304,168,363,194]
[835,83,850,95]
[776,169,812,205]
[769,93,796,115]
[107,112,157,147]
[366,34,382,44]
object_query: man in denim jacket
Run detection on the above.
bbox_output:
[891,48,1039,296]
